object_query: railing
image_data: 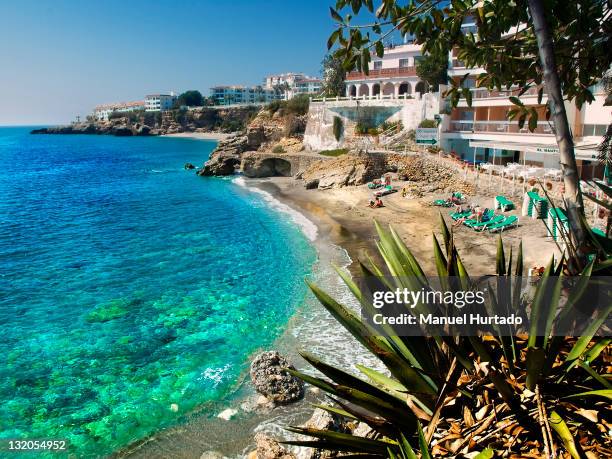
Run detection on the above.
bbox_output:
[346,66,417,80]
[310,93,418,102]
[469,86,547,100]
[448,120,554,135]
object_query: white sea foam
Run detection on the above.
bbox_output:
[232,177,318,242]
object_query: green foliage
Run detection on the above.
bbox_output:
[355,120,374,135]
[173,107,188,124]
[176,90,204,107]
[333,116,344,141]
[319,148,348,157]
[286,218,610,456]
[272,145,285,154]
[322,52,347,97]
[380,120,403,132]
[286,94,310,115]
[266,100,284,114]
[266,94,310,117]
[416,52,448,91]
[418,119,437,128]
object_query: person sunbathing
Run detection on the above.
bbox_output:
[453,210,477,227]
[368,197,384,208]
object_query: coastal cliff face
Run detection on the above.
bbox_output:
[199,107,307,177]
[31,106,260,137]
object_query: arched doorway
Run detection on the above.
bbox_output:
[398,82,411,95]
[372,83,381,96]
[349,85,357,97]
[358,84,369,97]
[382,82,395,96]
[415,81,429,95]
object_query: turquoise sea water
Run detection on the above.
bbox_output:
[0,128,316,456]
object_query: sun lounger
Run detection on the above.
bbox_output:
[450,210,471,220]
[487,215,519,233]
[464,209,494,227]
[470,214,504,229]
[434,199,452,207]
[495,195,514,211]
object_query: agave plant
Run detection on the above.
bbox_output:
[283,217,611,457]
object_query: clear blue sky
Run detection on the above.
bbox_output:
[0,0,337,125]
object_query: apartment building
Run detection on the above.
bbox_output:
[93,101,145,121]
[344,42,429,98]
[440,21,609,179]
[209,86,282,106]
[264,72,323,99]
[145,93,177,112]
[288,78,322,98]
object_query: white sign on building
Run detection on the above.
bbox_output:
[416,128,439,144]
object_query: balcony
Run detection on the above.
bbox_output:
[448,120,554,135]
[346,66,417,80]
[470,86,547,100]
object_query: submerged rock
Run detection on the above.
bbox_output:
[184,162,196,170]
[250,351,304,404]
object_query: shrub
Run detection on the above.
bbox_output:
[272,145,285,154]
[380,120,403,132]
[407,129,416,141]
[266,100,284,114]
[319,148,348,157]
[418,118,437,128]
[355,121,369,135]
[332,116,344,141]
[285,94,310,115]
[367,127,379,136]
[285,219,611,457]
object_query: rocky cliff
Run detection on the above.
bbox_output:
[31,106,260,137]
[198,107,307,177]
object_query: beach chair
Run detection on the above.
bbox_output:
[464,209,494,227]
[470,214,504,230]
[450,210,471,220]
[433,199,451,207]
[495,195,514,211]
[487,215,519,233]
[592,228,606,238]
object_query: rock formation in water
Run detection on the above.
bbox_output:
[249,351,304,404]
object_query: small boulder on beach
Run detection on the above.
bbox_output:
[250,351,304,404]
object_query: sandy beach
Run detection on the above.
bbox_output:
[162,132,235,141]
[255,176,561,276]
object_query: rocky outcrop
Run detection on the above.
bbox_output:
[250,351,304,404]
[251,433,296,459]
[390,154,475,195]
[31,120,151,137]
[198,135,248,176]
[301,153,387,189]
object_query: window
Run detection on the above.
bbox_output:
[373,61,382,70]
[399,58,410,68]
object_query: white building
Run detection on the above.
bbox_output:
[344,43,429,98]
[440,21,610,179]
[209,86,283,106]
[145,93,177,112]
[288,78,322,98]
[265,72,323,99]
[93,101,145,121]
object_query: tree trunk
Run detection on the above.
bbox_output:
[527,0,587,266]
